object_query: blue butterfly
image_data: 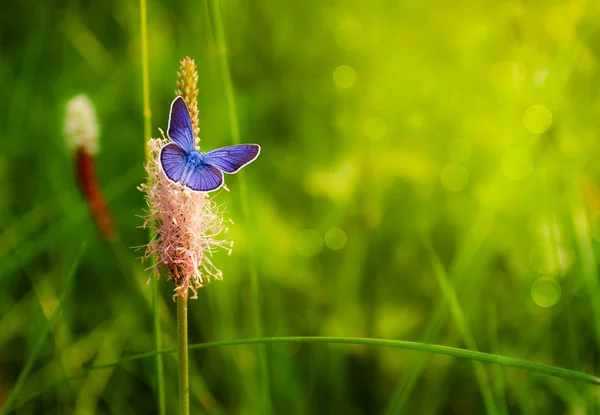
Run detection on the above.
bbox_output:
[160,96,260,192]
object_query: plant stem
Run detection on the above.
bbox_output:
[207,0,270,412]
[139,1,166,413]
[177,293,190,415]
[151,266,166,414]
[140,0,152,158]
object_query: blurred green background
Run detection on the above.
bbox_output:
[3,0,600,413]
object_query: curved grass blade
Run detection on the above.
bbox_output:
[423,239,498,414]
[0,242,86,415]
[13,335,600,410]
[385,213,494,414]
[138,0,166,411]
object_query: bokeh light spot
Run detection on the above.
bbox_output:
[523,105,552,134]
[335,18,364,51]
[531,277,561,308]
[407,113,424,129]
[488,61,526,92]
[325,228,347,250]
[529,243,572,277]
[533,69,549,86]
[447,139,471,162]
[295,229,324,257]
[333,65,357,89]
[501,148,534,181]
[363,117,387,140]
[440,163,469,192]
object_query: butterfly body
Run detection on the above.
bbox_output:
[160,97,260,192]
[179,149,203,185]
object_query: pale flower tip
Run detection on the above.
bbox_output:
[158,127,168,141]
[64,94,99,155]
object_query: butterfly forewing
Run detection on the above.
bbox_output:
[167,97,195,152]
[181,162,224,192]
[160,143,188,182]
[160,98,260,192]
[202,144,261,173]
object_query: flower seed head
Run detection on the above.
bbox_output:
[64,94,99,155]
[175,56,200,144]
[140,138,231,298]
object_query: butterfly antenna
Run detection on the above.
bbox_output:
[158,127,167,140]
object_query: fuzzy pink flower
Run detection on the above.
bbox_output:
[140,138,232,298]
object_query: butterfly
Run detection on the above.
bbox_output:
[160,96,260,192]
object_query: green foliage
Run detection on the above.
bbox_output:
[2,0,600,413]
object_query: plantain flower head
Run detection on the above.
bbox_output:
[140,57,231,298]
[64,94,115,240]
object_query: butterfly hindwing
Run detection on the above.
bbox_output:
[202,144,261,174]
[161,99,259,192]
[181,161,224,192]
[160,143,187,182]
[167,97,195,152]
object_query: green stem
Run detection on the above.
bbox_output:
[177,294,190,415]
[139,0,166,413]
[151,268,166,414]
[139,0,152,158]
[207,0,270,412]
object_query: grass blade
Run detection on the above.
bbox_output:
[207,0,270,412]
[139,0,166,413]
[15,335,600,410]
[385,213,493,414]
[423,239,498,414]
[0,242,86,415]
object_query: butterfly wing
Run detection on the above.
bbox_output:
[181,161,224,192]
[202,144,261,174]
[167,97,195,152]
[160,143,188,182]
